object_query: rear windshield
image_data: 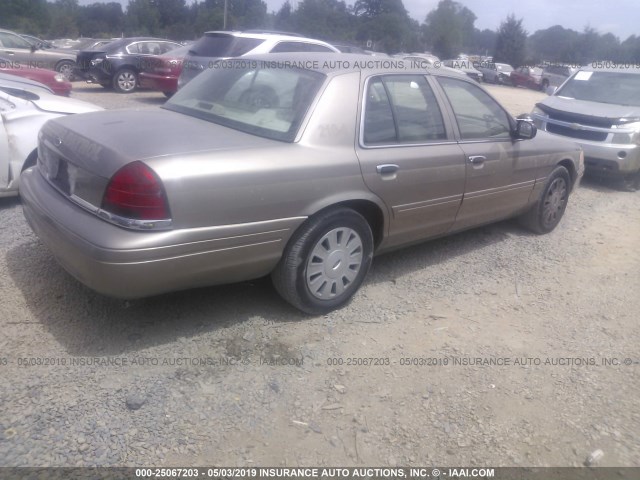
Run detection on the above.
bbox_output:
[188,34,264,57]
[163,60,325,142]
[556,71,640,107]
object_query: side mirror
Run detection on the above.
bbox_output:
[546,86,557,95]
[30,44,37,53]
[513,119,537,140]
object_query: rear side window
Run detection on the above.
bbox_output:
[188,34,264,57]
[362,75,446,145]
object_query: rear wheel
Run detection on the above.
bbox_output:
[113,68,137,93]
[271,208,373,315]
[519,165,570,234]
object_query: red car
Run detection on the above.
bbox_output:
[510,66,543,91]
[0,56,72,96]
[139,44,190,97]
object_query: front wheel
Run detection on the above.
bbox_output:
[113,68,137,93]
[519,166,570,234]
[271,208,373,315]
[55,60,75,81]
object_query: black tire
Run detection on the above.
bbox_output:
[163,91,174,98]
[55,60,75,81]
[271,208,374,315]
[622,170,640,192]
[541,79,549,91]
[519,165,570,234]
[113,68,137,93]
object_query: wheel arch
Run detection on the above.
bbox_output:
[557,158,578,190]
[21,149,38,172]
[300,195,388,250]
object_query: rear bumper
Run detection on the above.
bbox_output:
[139,72,177,93]
[20,168,303,299]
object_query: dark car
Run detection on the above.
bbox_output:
[476,62,513,85]
[511,66,543,90]
[74,37,182,93]
[138,44,190,97]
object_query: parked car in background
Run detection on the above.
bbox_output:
[541,64,578,90]
[178,31,339,89]
[139,44,190,97]
[510,66,543,90]
[0,81,101,197]
[0,56,71,96]
[74,37,182,93]
[532,67,640,189]
[0,72,55,95]
[0,29,77,79]
[443,59,483,82]
[476,62,513,84]
[21,53,583,315]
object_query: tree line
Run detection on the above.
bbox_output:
[1,0,639,65]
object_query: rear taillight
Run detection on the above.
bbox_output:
[101,162,170,221]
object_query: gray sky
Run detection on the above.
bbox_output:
[78,0,639,40]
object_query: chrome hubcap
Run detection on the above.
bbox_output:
[118,72,136,91]
[306,227,363,299]
[543,177,567,226]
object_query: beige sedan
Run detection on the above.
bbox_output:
[21,54,583,314]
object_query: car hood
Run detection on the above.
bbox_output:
[44,108,277,178]
[539,95,640,123]
[33,95,102,114]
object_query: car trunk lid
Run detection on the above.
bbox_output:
[38,108,277,208]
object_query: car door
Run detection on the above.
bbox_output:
[355,74,466,249]
[0,32,35,67]
[435,76,538,231]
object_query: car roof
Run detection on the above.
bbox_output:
[203,30,320,41]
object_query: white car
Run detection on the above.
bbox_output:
[0,82,101,197]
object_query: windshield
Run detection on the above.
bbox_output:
[163,61,326,142]
[556,71,640,107]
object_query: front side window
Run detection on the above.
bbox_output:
[438,76,511,140]
[164,61,325,142]
[362,75,446,145]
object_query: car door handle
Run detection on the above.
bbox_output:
[468,155,486,166]
[377,164,399,175]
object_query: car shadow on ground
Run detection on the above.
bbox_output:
[0,197,20,210]
[6,217,524,357]
[579,173,639,193]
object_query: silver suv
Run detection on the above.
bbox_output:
[178,31,339,89]
[532,67,640,187]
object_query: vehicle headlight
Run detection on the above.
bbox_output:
[54,73,66,82]
[611,122,640,144]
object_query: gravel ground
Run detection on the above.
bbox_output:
[0,81,638,468]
